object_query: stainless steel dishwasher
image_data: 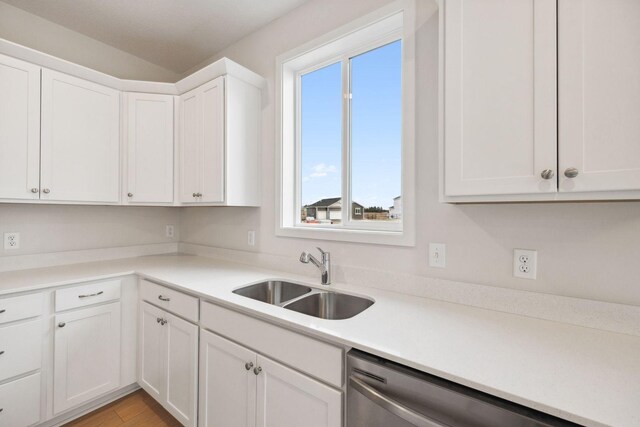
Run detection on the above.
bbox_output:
[347,350,582,427]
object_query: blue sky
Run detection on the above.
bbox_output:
[300,40,402,209]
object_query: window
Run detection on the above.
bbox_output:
[278,2,415,246]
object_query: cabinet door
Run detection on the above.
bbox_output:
[125,93,174,203]
[53,302,121,413]
[199,330,257,427]
[164,312,198,427]
[41,69,120,203]
[256,355,342,427]
[139,301,165,401]
[199,76,225,203]
[0,54,41,200]
[558,0,640,192]
[179,87,202,203]
[444,0,557,196]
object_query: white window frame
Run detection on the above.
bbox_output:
[276,0,416,246]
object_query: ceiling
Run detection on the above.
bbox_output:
[1,0,309,73]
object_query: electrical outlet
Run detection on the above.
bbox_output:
[4,232,20,250]
[247,230,256,246]
[429,243,446,268]
[165,225,175,238]
[514,249,537,279]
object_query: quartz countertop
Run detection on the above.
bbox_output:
[1,254,638,427]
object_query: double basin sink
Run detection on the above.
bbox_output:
[233,280,374,320]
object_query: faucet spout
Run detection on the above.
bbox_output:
[299,248,331,285]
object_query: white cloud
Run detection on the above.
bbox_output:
[307,163,337,179]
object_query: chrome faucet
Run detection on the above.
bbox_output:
[300,247,331,285]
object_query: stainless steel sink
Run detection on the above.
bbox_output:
[233,280,312,305]
[284,291,374,320]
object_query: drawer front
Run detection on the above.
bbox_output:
[140,279,198,322]
[0,319,42,382]
[0,372,41,427]
[55,279,121,312]
[200,302,343,388]
[0,293,43,325]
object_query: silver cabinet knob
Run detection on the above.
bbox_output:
[245,362,254,371]
[157,317,162,323]
[58,322,66,328]
[193,192,197,198]
[31,188,39,193]
[253,366,262,375]
[42,188,50,194]
[540,169,554,180]
[127,192,133,197]
[564,168,579,178]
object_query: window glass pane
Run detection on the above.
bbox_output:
[350,40,402,223]
[300,62,343,225]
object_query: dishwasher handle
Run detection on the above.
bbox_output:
[350,375,452,427]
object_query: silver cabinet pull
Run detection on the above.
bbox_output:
[253,366,262,375]
[192,192,197,198]
[161,318,167,325]
[540,169,554,180]
[31,188,39,193]
[158,295,170,302]
[127,192,133,197]
[0,350,5,356]
[42,188,50,194]
[564,167,579,178]
[58,322,66,328]
[245,362,254,371]
[157,317,162,323]
[350,376,449,427]
[78,291,104,299]
[0,309,5,314]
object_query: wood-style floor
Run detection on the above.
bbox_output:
[63,389,182,427]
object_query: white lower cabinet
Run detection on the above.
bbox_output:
[0,372,42,427]
[199,330,342,427]
[53,301,122,413]
[139,301,198,427]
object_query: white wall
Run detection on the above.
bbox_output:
[180,0,640,307]
[0,205,178,256]
[0,1,180,82]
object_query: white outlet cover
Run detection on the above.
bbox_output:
[247,230,256,246]
[429,243,446,268]
[514,249,537,279]
[4,232,20,250]
[165,225,175,238]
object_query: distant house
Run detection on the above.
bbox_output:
[303,197,364,223]
[389,195,402,219]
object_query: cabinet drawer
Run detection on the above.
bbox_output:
[0,293,43,325]
[140,279,198,322]
[0,372,41,427]
[201,302,343,388]
[55,279,121,312]
[0,319,42,382]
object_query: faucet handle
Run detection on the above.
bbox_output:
[300,252,310,263]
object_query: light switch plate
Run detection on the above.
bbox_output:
[429,243,446,268]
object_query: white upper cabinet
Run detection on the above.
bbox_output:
[558,0,640,193]
[179,75,260,206]
[124,92,174,204]
[444,0,557,197]
[41,69,120,203]
[0,54,41,200]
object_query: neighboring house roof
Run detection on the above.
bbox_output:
[305,197,364,209]
[305,197,341,208]
[393,195,401,200]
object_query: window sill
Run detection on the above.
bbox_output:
[276,225,415,247]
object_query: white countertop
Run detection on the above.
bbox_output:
[1,254,638,427]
